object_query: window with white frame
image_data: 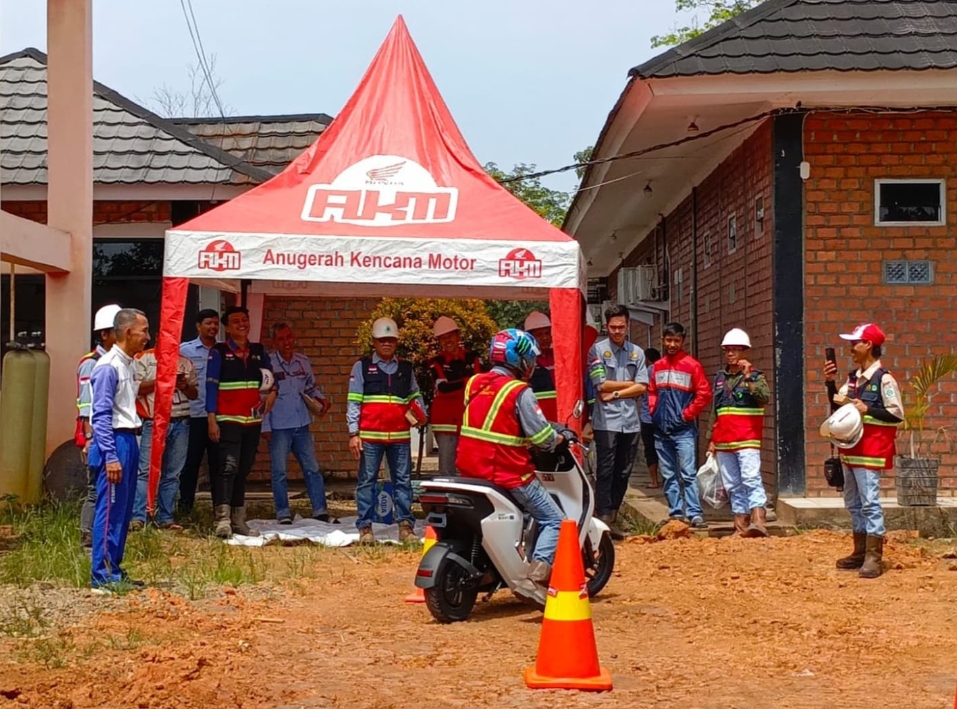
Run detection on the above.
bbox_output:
[728,214,737,254]
[703,232,713,267]
[875,179,946,226]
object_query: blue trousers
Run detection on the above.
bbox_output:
[89,432,139,587]
[356,441,413,529]
[268,425,328,519]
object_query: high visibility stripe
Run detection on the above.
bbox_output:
[431,424,458,433]
[533,390,557,401]
[219,381,260,391]
[359,430,411,441]
[714,440,762,451]
[483,380,525,432]
[347,393,363,403]
[862,416,898,427]
[460,426,528,446]
[588,366,604,378]
[543,588,592,622]
[842,455,886,467]
[528,425,554,446]
[354,394,419,405]
[716,407,764,416]
[216,415,261,424]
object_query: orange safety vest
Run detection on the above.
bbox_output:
[456,372,540,490]
[428,349,481,435]
[841,367,898,470]
[711,369,765,451]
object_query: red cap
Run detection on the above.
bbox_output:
[839,323,886,347]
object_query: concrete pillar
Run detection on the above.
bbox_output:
[45,0,93,454]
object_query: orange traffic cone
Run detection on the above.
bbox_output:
[524,519,612,691]
[404,526,437,604]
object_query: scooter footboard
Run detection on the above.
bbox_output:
[587,516,610,549]
[414,541,479,590]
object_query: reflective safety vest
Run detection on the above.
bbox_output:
[456,372,544,490]
[841,367,898,470]
[212,342,267,426]
[428,349,481,435]
[711,369,765,451]
[528,351,557,422]
[351,357,418,443]
[74,348,103,447]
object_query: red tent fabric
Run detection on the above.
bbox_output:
[148,16,584,511]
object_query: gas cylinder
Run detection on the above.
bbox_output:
[25,349,50,504]
[0,347,37,504]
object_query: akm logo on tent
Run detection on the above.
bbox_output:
[498,248,542,280]
[197,240,242,272]
[300,155,458,227]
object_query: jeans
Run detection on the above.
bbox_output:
[655,428,703,520]
[436,433,459,476]
[214,423,262,508]
[355,441,413,529]
[178,417,220,514]
[843,465,885,536]
[268,425,328,519]
[594,429,640,516]
[716,449,767,515]
[89,432,138,587]
[133,418,190,525]
[511,477,565,564]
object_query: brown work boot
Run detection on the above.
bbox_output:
[230,506,259,537]
[859,535,884,579]
[517,560,552,595]
[397,521,416,543]
[733,513,751,536]
[357,526,376,545]
[836,532,867,569]
[743,506,768,538]
[213,504,232,539]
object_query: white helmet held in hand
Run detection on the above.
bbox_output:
[721,328,751,349]
[372,317,399,339]
[819,403,863,449]
[93,304,123,332]
[433,316,459,338]
[524,311,551,332]
[260,368,275,393]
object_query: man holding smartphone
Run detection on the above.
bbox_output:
[823,323,903,579]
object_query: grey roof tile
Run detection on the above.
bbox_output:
[631,0,957,78]
[0,48,272,186]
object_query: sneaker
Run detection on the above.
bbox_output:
[277,516,293,526]
[690,516,708,529]
[314,514,340,524]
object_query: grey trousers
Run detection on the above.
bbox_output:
[436,434,460,476]
[79,464,96,544]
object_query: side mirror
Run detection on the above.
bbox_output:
[571,399,584,420]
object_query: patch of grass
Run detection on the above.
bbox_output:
[0,500,89,587]
[0,595,49,638]
[15,631,76,669]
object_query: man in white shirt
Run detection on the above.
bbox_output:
[88,308,150,589]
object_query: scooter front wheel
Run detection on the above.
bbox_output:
[425,561,479,623]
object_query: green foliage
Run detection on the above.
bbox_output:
[574,146,594,179]
[356,299,498,404]
[484,161,570,227]
[651,0,764,47]
[901,354,957,458]
[484,300,549,331]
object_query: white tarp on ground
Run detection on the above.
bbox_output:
[224,515,428,547]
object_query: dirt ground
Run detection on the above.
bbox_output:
[2,530,957,709]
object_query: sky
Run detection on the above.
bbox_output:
[0,0,695,196]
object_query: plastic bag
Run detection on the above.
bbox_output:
[696,453,728,509]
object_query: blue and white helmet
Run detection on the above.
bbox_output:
[489,328,540,377]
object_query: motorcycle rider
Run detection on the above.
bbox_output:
[456,329,568,596]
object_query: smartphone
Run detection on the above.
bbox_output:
[825,347,836,364]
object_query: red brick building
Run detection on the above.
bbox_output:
[565,0,957,499]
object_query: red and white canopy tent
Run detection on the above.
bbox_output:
[147,16,585,509]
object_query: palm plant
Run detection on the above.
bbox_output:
[901,354,957,459]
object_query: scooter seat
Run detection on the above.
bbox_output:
[428,476,521,509]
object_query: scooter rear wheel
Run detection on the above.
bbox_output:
[584,533,615,597]
[424,562,478,623]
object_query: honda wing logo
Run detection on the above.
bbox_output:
[301,155,458,227]
[498,247,543,280]
[197,240,241,272]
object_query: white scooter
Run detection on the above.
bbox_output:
[413,400,615,623]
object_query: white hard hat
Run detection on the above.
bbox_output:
[524,311,551,331]
[93,304,122,332]
[372,317,399,339]
[721,328,752,349]
[260,368,275,393]
[819,403,864,449]
[433,316,459,338]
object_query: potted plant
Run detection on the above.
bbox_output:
[896,354,957,506]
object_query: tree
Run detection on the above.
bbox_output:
[139,54,233,118]
[484,161,570,227]
[651,0,764,48]
[574,146,594,179]
[484,301,549,331]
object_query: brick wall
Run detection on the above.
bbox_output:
[803,110,957,496]
[248,296,380,482]
[608,121,776,489]
[1,200,171,225]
